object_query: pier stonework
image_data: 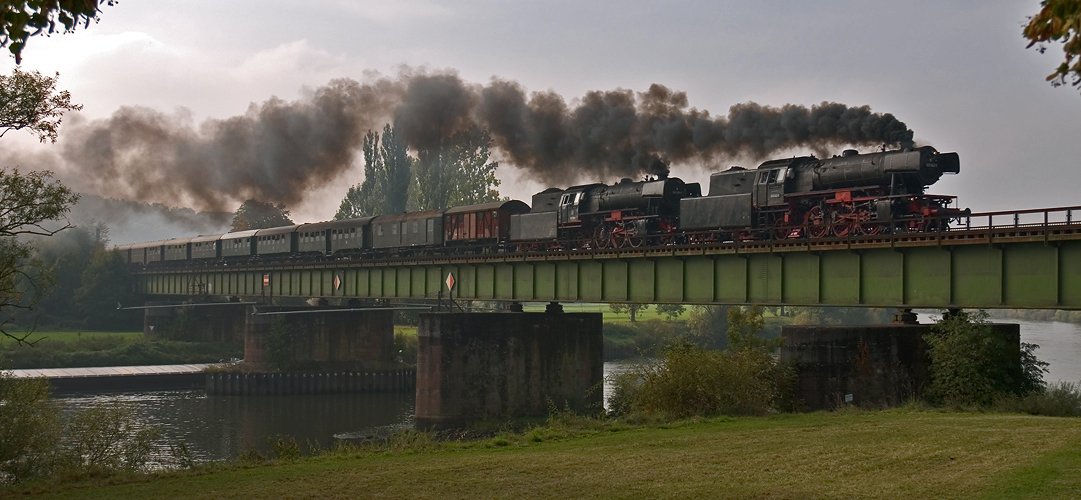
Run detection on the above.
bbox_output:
[243,307,395,372]
[143,303,247,343]
[415,311,604,429]
[781,323,1020,410]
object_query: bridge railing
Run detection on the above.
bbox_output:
[953,206,1081,231]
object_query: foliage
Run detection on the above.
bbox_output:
[998,381,1081,417]
[64,402,160,474]
[686,305,730,350]
[602,319,688,360]
[0,336,241,368]
[0,69,82,141]
[1024,0,1081,93]
[654,303,685,320]
[608,343,791,418]
[393,329,418,365]
[607,303,648,322]
[410,126,501,211]
[230,199,293,232]
[725,306,781,351]
[790,306,893,326]
[263,317,293,372]
[923,310,1048,407]
[0,1,116,63]
[336,124,412,219]
[72,249,139,330]
[0,167,78,237]
[0,374,61,483]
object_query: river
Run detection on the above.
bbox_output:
[53,318,1081,462]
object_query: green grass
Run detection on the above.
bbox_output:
[0,330,143,345]
[520,302,687,322]
[17,411,1081,500]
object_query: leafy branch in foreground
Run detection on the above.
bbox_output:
[0,69,82,142]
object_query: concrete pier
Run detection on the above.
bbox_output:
[415,311,603,429]
[243,306,395,372]
[781,323,1020,410]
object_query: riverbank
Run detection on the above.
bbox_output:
[13,410,1081,500]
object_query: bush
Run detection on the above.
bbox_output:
[998,381,1081,417]
[0,375,62,483]
[64,402,160,474]
[602,320,689,360]
[608,343,791,419]
[924,311,1047,407]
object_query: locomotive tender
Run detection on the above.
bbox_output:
[116,146,965,265]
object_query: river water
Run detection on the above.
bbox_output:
[53,319,1081,462]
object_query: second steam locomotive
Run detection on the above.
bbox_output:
[117,146,967,264]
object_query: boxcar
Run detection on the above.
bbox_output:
[221,230,258,258]
[371,210,445,249]
[444,200,529,244]
[255,225,299,256]
[191,234,223,260]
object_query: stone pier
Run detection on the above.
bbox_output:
[243,306,395,372]
[415,311,603,429]
[781,322,1020,410]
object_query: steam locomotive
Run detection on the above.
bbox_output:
[116,146,966,264]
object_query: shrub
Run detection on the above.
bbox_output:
[64,402,160,474]
[924,311,1047,407]
[999,381,1081,417]
[0,375,62,483]
[609,343,791,419]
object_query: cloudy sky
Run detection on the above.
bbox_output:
[1,0,1078,225]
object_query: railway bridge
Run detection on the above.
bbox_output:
[131,206,1081,426]
[136,206,1081,311]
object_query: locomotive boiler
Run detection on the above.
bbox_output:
[682,146,965,239]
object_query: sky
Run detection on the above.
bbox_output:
[1,0,1078,227]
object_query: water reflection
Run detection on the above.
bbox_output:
[56,391,415,461]
[1014,319,1081,383]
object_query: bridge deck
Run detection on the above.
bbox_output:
[134,206,1081,310]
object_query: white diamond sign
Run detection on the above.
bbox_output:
[445,273,455,290]
[334,275,341,290]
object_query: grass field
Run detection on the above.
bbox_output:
[521,302,688,322]
[19,410,1081,500]
[0,330,143,345]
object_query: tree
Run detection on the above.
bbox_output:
[410,126,501,211]
[230,199,293,231]
[0,168,77,341]
[74,249,139,330]
[725,306,781,351]
[687,305,730,350]
[0,0,116,63]
[609,302,649,322]
[0,69,82,142]
[655,303,686,321]
[336,125,412,219]
[1024,0,1081,93]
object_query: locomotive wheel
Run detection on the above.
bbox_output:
[832,204,855,237]
[856,220,882,236]
[773,218,794,240]
[806,206,830,238]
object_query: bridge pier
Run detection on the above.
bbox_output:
[243,306,396,372]
[415,310,603,429]
[143,302,247,343]
[780,320,1021,410]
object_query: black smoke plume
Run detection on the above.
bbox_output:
[46,69,914,211]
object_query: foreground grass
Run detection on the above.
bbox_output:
[16,411,1081,500]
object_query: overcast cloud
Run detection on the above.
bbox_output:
[0,0,1077,224]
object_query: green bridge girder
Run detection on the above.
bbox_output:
[135,223,1081,310]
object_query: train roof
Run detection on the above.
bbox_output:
[444,200,530,214]
[128,240,167,249]
[221,229,259,240]
[373,209,446,223]
[161,237,193,246]
[255,225,301,237]
[299,217,376,232]
[190,233,224,243]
